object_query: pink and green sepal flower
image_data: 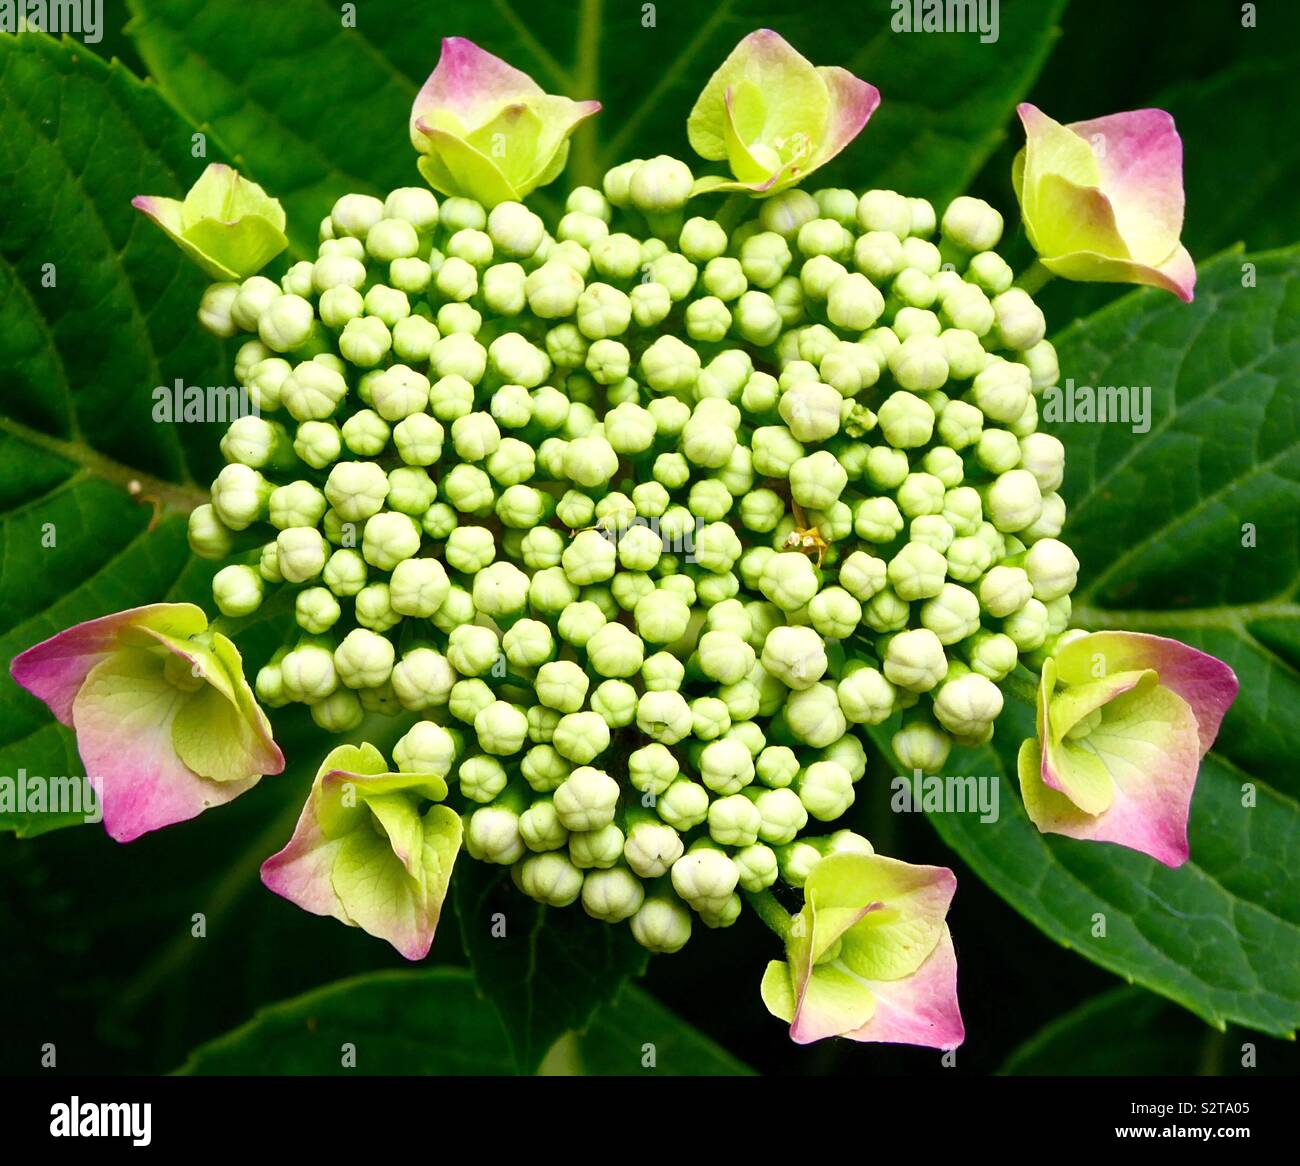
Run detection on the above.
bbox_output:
[10,603,283,842]
[1012,103,1195,301]
[760,851,964,1049]
[1017,631,1238,867]
[132,163,288,281]
[410,37,601,207]
[261,743,462,960]
[687,29,880,197]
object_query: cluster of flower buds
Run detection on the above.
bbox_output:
[185,159,1081,953]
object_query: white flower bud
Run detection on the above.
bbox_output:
[934,673,1004,739]
[630,895,692,953]
[884,627,949,692]
[1025,538,1080,601]
[941,196,1004,252]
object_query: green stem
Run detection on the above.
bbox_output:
[715,193,751,234]
[745,889,794,942]
[1001,667,1041,707]
[1014,260,1054,296]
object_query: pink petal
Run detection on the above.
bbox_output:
[72,659,256,843]
[845,927,965,1049]
[260,797,350,923]
[10,603,205,726]
[1065,108,1185,267]
[411,36,542,140]
[1055,632,1237,755]
[814,66,881,167]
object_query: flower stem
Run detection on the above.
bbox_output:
[745,889,794,942]
[1001,667,1041,707]
[715,193,751,233]
[1015,260,1054,296]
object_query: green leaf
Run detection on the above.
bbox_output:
[176,966,748,1075]
[176,967,516,1073]
[124,0,1065,251]
[892,248,1300,1038]
[542,984,755,1075]
[1000,986,1214,1076]
[453,859,648,1072]
[0,33,229,837]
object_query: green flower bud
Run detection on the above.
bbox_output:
[474,700,529,757]
[568,821,625,870]
[986,469,1043,533]
[807,586,862,639]
[630,895,692,954]
[629,155,693,212]
[887,541,947,601]
[637,690,694,746]
[208,564,261,618]
[443,463,495,515]
[518,745,569,793]
[836,551,885,603]
[466,805,525,865]
[759,624,826,691]
[670,848,739,913]
[580,866,645,923]
[751,744,796,789]
[309,688,363,732]
[784,683,847,748]
[197,282,240,338]
[388,648,455,711]
[584,622,645,679]
[857,189,912,238]
[521,260,581,319]
[450,678,495,723]
[962,630,1018,682]
[941,196,1004,252]
[516,796,567,849]
[892,718,952,771]
[340,409,390,457]
[230,275,281,333]
[877,390,935,449]
[362,511,422,571]
[896,471,946,519]
[884,627,949,692]
[971,359,1032,425]
[822,271,882,331]
[275,527,328,584]
[848,233,900,286]
[1024,538,1080,601]
[551,707,611,764]
[916,582,979,645]
[836,665,896,724]
[758,552,820,612]
[1018,432,1065,494]
[731,290,781,345]
[745,786,805,845]
[553,766,620,832]
[933,672,1004,739]
[991,288,1046,351]
[256,293,315,353]
[333,628,395,689]
[796,760,854,821]
[1003,596,1050,651]
[978,565,1032,618]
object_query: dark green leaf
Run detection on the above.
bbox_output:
[453,859,648,1072]
[0,33,228,836]
[552,983,754,1075]
[1000,987,1213,1076]
[177,967,515,1074]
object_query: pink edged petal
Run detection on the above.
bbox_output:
[1042,246,1197,302]
[260,795,351,923]
[72,652,256,843]
[1020,686,1202,867]
[789,962,879,1045]
[1066,108,1185,266]
[1054,631,1237,753]
[10,603,207,726]
[844,927,965,1049]
[812,66,881,167]
[411,36,542,146]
